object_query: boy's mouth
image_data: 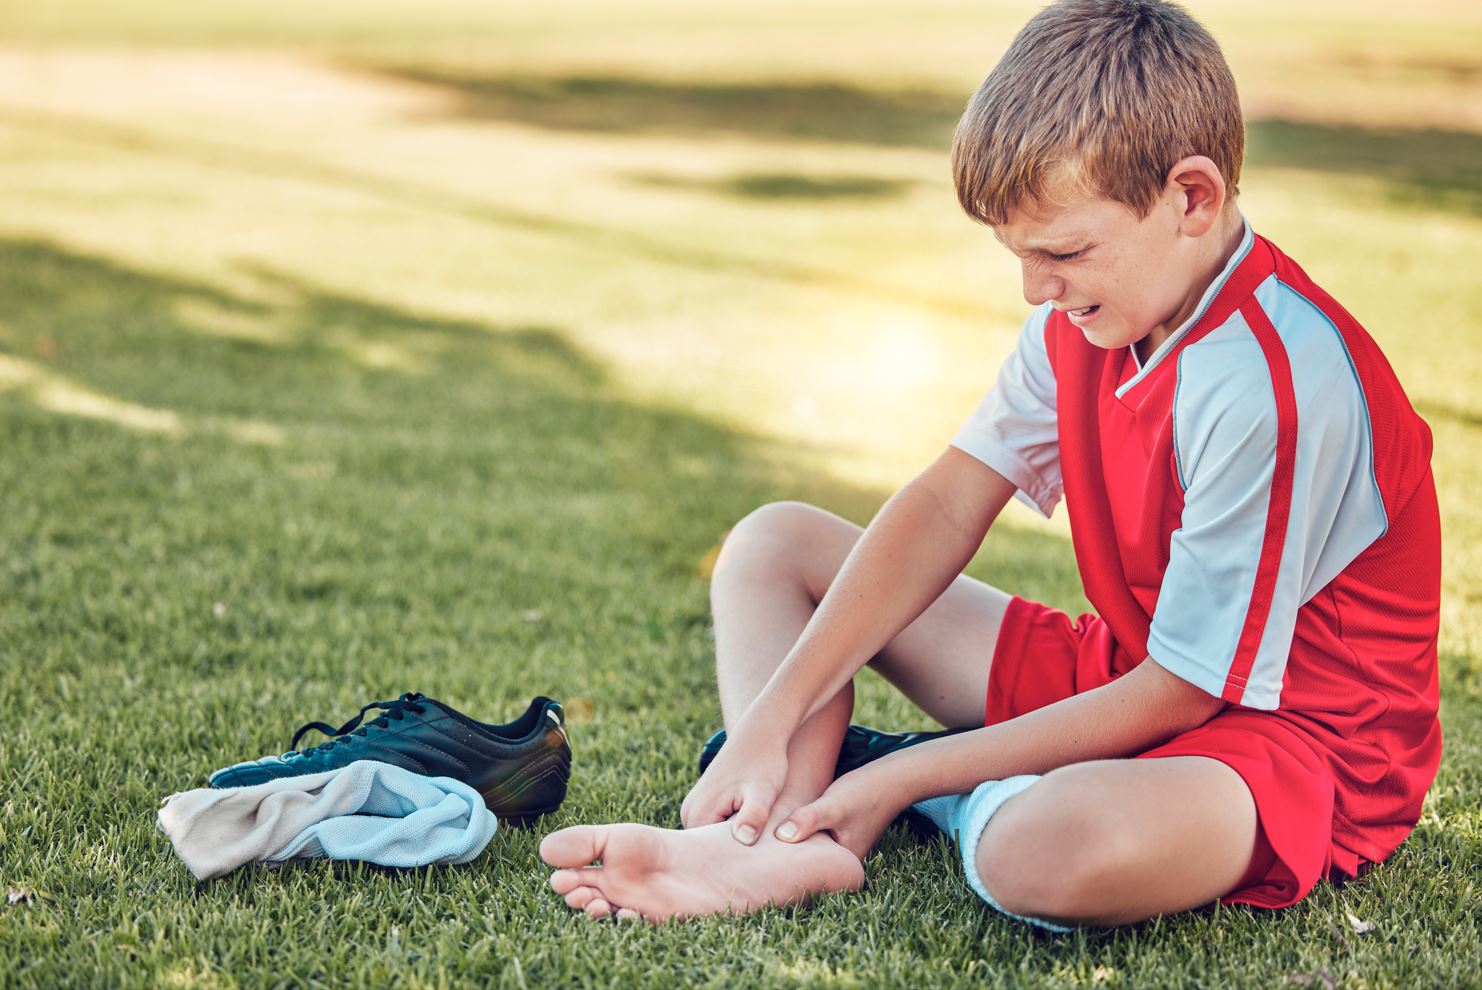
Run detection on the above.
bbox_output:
[1067,305,1100,325]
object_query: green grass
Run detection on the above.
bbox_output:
[0,2,1478,987]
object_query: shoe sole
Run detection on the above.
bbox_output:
[501,806,564,828]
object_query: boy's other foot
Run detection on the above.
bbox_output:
[541,820,864,922]
[698,722,972,779]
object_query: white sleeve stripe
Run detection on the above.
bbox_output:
[1274,277,1388,539]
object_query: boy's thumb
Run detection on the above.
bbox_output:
[729,784,773,846]
[774,800,828,843]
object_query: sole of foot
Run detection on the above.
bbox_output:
[540,820,864,922]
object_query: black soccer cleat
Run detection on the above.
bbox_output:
[698,722,972,779]
[209,692,572,826]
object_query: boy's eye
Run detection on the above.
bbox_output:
[1047,248,1085,262]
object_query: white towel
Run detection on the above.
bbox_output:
[157,760,498,880]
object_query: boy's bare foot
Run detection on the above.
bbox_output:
[540,820,865,922]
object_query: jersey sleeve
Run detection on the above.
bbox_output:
[1147,306,1388,710]
[950,305,1061,516]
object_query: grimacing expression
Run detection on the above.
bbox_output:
[994,186,1218,356]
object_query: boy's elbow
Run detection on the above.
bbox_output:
[912,447,1017,541]
[1144,657,1227,732]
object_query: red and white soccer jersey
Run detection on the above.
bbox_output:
[952,221,1442,907]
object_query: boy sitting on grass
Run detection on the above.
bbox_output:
[541,0,1442,927]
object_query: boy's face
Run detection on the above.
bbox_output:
[993,178,1225,355]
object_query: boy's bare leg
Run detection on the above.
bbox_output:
[544,501,1013,920]
[711,500,1010,826]
[975,755,1261,926]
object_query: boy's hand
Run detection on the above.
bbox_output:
[679,730,788,845]
[773,766,903,861]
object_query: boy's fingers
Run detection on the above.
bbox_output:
[679,791,696,828]
[775,801,828,843]
[680,785,726,829]
[729,785,773,846]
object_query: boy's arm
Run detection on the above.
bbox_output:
[777,656,1226,857]
[680,446,1018,839]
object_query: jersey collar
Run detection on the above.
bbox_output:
[1115,217,1258,399]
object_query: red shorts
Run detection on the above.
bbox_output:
[987,596,1365,910]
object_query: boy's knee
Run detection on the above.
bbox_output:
[714,501,827,577]
[974,767,1132,921]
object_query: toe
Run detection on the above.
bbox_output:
[550,867,603,895]
[540,825,607,868]
[563,886,599,910]
[584,896,613,919]
[614,908,641,923]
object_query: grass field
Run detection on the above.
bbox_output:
[0,2,1478,987]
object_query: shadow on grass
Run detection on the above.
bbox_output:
[1329,51,1482,86]
[0,106,997,325]
[361,63,1482,216]
[1414,397,1482,431]
[0,235,1087,700]
[626,170,916,202]
[1246,118,1482,216]
[367,66,965,151]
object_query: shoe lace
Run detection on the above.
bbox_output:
[287,692,429,754]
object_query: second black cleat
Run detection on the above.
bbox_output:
[698,722,972,779]
[698,722,973,840]
[208,692,572,826]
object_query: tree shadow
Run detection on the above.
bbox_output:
[3,106,996,325]
[1414,397,1482,431]
[0,234,1085,714]
[625,170,917,203]
[1246,118,1482,216]
[1328,51,1482,86]
[358,64,1482,216]
[364,65,965,151]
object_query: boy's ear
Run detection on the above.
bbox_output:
[1165,155,1227,236]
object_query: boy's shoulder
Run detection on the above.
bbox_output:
[1167,231,1431,513]
[1174,242,1364,425]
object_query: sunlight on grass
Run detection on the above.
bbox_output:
[216,417,287,446]
[173,297,290,346]
[0,352,183,434]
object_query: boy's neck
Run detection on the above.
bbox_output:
[1135,210,1247,365]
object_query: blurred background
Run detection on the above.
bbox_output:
[2,0,1477,489]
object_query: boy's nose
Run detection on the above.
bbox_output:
[1021,267,1066,307]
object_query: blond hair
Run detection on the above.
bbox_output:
[953,0,1243,225]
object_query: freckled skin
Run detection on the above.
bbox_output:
[994,160,1246,362]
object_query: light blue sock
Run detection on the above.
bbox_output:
[911,776,1071,932]
[911,794,964,835]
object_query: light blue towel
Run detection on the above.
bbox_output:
[158,760,498,880]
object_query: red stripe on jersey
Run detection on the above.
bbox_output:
[1223,299,1299,703]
